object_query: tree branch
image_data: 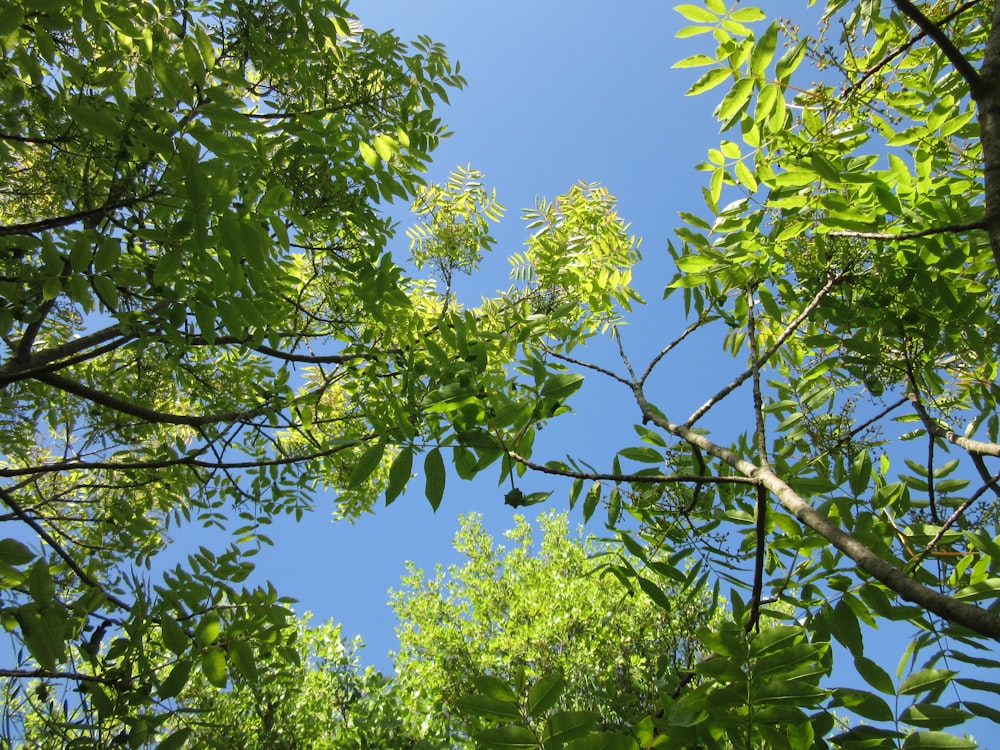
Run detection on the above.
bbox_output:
[907,393,1000,458]
[632,383,1000,642]
[0,486,131,611]
[30,370,273,427]
[685,272,846,428]
[507,452,756,486]
[892,0,984,99]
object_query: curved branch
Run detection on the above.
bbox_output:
[908,393,1000,458]
[31,371,272,427]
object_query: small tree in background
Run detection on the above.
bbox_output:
[390,511,718,742]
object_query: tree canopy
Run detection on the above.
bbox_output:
[2,0,1000,747]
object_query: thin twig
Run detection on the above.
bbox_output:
[685,272,846,428]
[0,487,131,611]
[639,316,708,387]
[506,452,756,486]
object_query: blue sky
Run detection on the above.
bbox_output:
[240,0,735,669]
[159,1,999,742]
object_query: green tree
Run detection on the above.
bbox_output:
[390,511,718,744]
[428,1,1000,748]
[0,0,522,744]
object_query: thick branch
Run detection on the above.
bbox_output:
[908,393,1000,458]
[892,0,983,97]
[32,370,272,427]
[978,3,1000,268]
[633,384,1000,642]
[0,202,130,237]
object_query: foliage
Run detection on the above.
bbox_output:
[390,511,719,744]
[5,0,1000,746]
[0,0,509,743]
[168,620,435,750]
[387,1,1000,747]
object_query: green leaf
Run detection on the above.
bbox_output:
[716,77,755,122]
[424,448,446,511]
[527,672,565,718]
[160,616,189,657]
[686,67,731,96]
[676,4,720,23]
[830,687,895,722]
[901,732,976,749]
[359,141,379,166]
[540,372,584,402]
[348,442,385,489]
[474,726,537,749]
[828,600,864,657]
[750,22,778,77]
[156,728,193,750]
[385,446,413,506]
[899,669,956,697]
[636,576,672,612]
[849,450,872,497]
[474,675,518,702]
[228,639,258,682]
[542,710,600,745]
[854,655,894,695]
[455,694,523,721]
[201,647,228,688]
[900,703,972,730]
[582,483,601,523]
[194,613,221,648]
[27,559,55,604]
[0,539,33,566]
[158,659,191,700]
[565,734,638,750]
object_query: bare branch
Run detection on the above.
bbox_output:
[639,316,707,386]
[685,272,846,428]
[746,484,767,633]
[908,393,1000,458]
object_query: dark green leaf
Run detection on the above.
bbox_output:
[542,710,600,745]
[901,731,977,749]
[474,726,537,749]
[201,647,228,688]
[385,446,413,506]
[526,672,565,718]
[348,442,385,489]
[455,694,523,721]
[424,448,446,511]
[0,538,33,566]
[899,669,956,697]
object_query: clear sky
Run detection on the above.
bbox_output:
[236,0,735,671]
[155,2,999,742]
